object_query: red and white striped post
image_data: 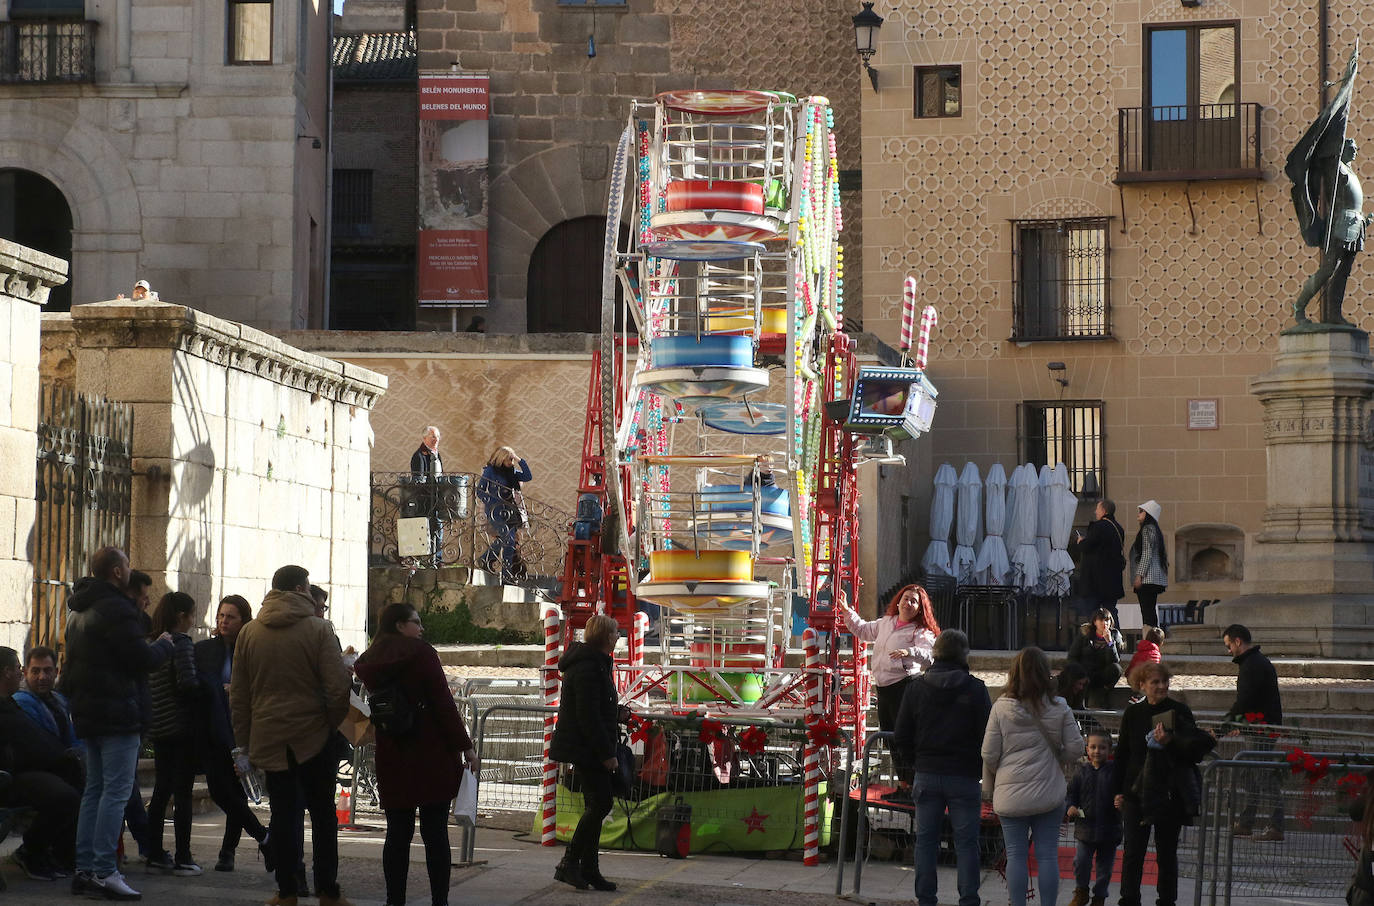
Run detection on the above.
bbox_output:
[539,603,562,845]
[801,627,821,866]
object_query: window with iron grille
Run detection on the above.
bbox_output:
[1012,218,1111,340]
[332,169,373,239]
[913,66,960,118]
[1019,401,1104,498]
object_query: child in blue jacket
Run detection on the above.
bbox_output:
[1066,730,1122,906]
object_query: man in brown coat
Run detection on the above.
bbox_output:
[230,565,352,906]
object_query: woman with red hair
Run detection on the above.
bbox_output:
[837,585,939,797]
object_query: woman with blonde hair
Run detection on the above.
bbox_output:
[983,646,1085,906]
[477,446,533,582]
[549,613,623,891]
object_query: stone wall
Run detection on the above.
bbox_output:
[420,0,864,333]
[48,302,387,650]
[0,241,67,648]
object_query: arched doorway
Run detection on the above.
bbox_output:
[0,169,73,311]
[526,216,630,333]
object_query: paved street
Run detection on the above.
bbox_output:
[0,810,1328,904]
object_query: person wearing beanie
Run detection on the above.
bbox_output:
[1128,500,1168,629]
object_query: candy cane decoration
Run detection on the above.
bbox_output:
[915,305,937,371]
[899,275,917,353]
[539,603,562,845]
[801,628,821,866]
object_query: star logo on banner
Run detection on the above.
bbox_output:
[742,807,769,835]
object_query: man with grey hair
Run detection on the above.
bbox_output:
[893,629,992,906]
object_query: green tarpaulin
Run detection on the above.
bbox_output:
[540,783,832,854]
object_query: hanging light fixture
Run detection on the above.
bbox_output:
[852,1,884,91]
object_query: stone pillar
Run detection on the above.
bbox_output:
[1201,329,1374,656]
[69,300,387,650]
[0,240,68,649]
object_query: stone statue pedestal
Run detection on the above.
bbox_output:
[1182,329,1374,656]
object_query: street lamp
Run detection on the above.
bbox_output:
[852,1,883,91]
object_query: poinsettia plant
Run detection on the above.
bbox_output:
[738,726,768,756]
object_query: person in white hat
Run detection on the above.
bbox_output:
[118,280,156,301]
[1128,500,1168,629]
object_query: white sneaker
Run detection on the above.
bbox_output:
[172,860,203,877]
[92,870,143,900]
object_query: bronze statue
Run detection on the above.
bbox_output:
[1286,48,1373,328]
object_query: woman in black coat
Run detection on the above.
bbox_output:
[145,592,202,875]
[1067,608,1125,708]
[355,603,478,906]
[549,613,623,892]
[1112,661,1215,906]
[193,595,269,872]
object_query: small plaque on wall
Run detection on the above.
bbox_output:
[1188,398,1219,430]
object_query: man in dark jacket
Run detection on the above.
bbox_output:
[1222,624,1285,841]
[0,646,83,882]
[1075,499,1126,624]
[893,629,992,906]
[59,546,174,900]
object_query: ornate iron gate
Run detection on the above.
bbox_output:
[31,384,133,651]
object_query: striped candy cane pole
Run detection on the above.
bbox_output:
[915,305,937,371]
[853,635,869,756]
[801,628,821,866]
[630,611,649,705]
[899,276,917,353]
[540,603,562,845]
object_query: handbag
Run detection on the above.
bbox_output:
[452,765,478,824]
[610,738,636,799]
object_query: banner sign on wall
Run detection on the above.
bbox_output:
[418,71,489,307]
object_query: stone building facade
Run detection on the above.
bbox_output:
[862,0,1372,602]
[419,0,866,333]
[0,240,64,649]
[0,0,331,329]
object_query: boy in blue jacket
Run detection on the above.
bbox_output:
[1066,730,1122,906]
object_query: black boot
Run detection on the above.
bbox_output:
[554,856,589,890]
[582,864,616,892]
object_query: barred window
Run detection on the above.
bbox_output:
[914,66,960,118]
[1012,218,1110,340]
[332,169,373,239]
[1019,401,1104,498]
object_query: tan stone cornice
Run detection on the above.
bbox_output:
[0,238,69,306]
[70,300,388,409]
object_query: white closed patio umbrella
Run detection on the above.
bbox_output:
[952,462,982,583]
[975,464,1010,585]
[1035,464,1055,592]
[1007,464,1040,591]
[1044,463,1077,596]
[921,463,957,578]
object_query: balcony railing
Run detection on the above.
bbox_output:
[1117,103,1262,182]
[0,20,96,84]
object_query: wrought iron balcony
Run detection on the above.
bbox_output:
[1117,103,1262,182]
[0,20,96,84]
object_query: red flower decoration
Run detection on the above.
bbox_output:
[1287,748,1308,775]
[1306,756,1331,784]
[699,717,725,745]
[625,713,652,745]
[805,717,842,748]
[1244,712,1265,724]
[739,726,768,757]
[1337,773,1369,800]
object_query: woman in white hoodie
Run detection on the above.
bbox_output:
[983,647,1086,906]
[837,585,938,798]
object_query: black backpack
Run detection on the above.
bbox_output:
[368,682,424,736]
